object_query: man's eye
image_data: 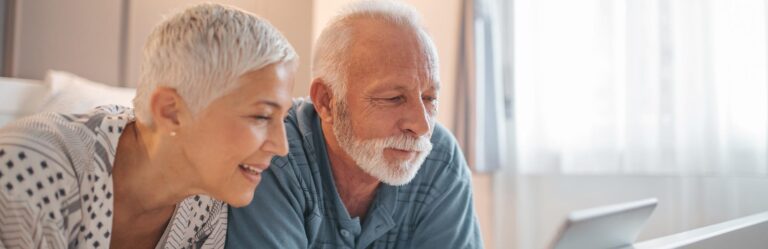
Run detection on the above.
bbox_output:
[377,96,404,103]
[251,115,272,121]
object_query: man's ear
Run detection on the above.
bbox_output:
[310,78,335,124]
[149,87,187,134]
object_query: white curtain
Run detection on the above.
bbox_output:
[511,0,768,175]
[454,0,509,172]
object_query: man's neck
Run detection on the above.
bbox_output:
[321,122,380,220]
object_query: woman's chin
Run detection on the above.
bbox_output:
[225,193,256,208]
[218,184,258,207]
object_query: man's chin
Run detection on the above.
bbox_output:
[371,163,421,186]
[376,153,431,185]
[377,174,417,186]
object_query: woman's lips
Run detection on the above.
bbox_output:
[238,163,268,183]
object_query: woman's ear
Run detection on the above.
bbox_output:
[310,78,335,124]
[148,87,187,134]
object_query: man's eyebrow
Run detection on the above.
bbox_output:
[369,82,441,93]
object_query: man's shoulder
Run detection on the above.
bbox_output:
[414,123,471,184]
[424,123,462,166]
[267,98,320,181]
[428,123,458,151]
[273,98,314,162]
[283,98,317,132]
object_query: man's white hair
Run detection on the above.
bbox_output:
[133,3,297,124]
[312,0,440,98]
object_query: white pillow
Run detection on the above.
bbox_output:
[38,70,136,114]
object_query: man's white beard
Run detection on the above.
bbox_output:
[332,102,433,186]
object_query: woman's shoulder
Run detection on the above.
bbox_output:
[0,128,85,248]
[0,105,133,248]
[0,105,133,146]
[0,106,129,175]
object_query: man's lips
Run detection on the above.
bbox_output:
[386,148,419,160]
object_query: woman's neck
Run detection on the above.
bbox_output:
[109,122,197,248]
[112,122,195,217]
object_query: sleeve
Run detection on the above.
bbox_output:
[411,141,485,249]
[0,141,71,249]
[225,158,309,248]
[200,202,228,249]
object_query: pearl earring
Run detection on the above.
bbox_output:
[170,131,177,137]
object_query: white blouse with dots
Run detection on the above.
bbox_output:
[0,106,227,249]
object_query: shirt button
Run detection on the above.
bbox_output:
[340,229,350,237]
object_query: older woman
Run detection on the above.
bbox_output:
[0,3,296,249]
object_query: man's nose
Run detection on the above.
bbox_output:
[399,98,431,137]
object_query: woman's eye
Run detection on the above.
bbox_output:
[385,96,404,102]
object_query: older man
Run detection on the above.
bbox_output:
[227,1,483,248]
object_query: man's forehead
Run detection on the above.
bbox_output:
[355,26,421,50]
[345,37,434,74]
[344,51,439,92]
[338,17,440,89]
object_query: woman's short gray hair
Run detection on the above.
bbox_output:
[312,0,439,98]
[133,3,297,124]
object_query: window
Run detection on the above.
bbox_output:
[505,0,768,174]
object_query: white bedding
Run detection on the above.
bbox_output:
[0,70,136,127]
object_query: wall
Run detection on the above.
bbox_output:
[7,0,313,97]
[0,0,7,72]
[11,0,123,85]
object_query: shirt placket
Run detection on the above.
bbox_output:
[337,217,361,249]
